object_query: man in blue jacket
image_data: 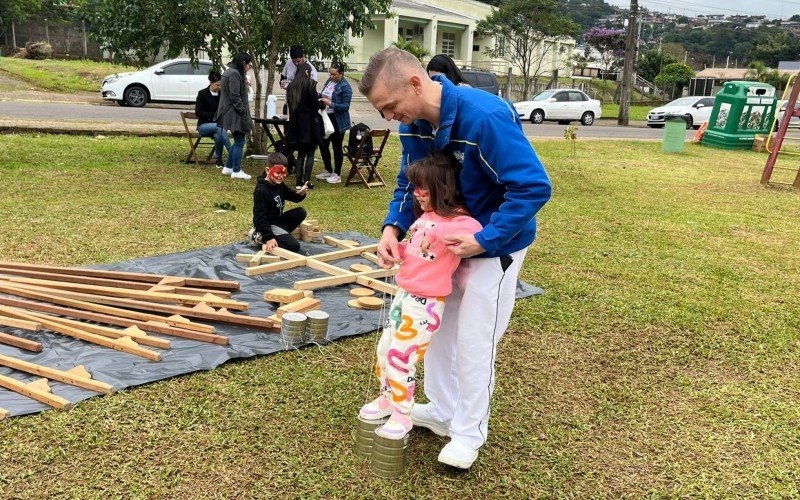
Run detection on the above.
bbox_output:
[359,48,552,469]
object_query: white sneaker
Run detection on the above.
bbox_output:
[326,173,341,184]
[410,403,449,437]
[438,437,479,469]
[221,167,233,176]
[315,171,332,180]
[231,170,251,180]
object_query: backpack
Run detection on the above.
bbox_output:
[347,123,373,156]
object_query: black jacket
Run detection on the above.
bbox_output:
[286,81,324,147]
[253,175,306,240]
[195,87,220,127]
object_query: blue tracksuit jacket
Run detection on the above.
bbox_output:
[383,76,552,258]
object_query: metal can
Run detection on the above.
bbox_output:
[304,310,329,342]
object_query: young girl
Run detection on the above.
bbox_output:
[359,152,483,439]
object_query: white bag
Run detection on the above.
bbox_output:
[319,109,334,139]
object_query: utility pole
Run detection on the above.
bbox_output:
[618,0,638,126]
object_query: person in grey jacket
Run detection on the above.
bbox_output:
[215,52,253,180]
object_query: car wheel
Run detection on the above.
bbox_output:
[684,114,693,130]
[580,111,595,126]
[123,85,148,107]
[557,120,571,125]
[530,110,545,124]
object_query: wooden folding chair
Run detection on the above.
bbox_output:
[180,111,216,165]
[343,129,390,188]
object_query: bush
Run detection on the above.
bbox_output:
[23,41,53,60]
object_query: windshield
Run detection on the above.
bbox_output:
[665,97,698,107]
[532,90,557,101]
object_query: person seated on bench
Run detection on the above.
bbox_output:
[195,71,232,169]
[248,152,310,253]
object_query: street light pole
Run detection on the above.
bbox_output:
[618,0,639,126]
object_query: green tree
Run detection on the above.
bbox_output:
[78,0,390,141]
[749,31,800,67]
[0,0,44,26]
[745,61,789,90]
[637,48,677,83]
[391,37,429,62]
[477,0,579,100]
[654,62,694,98]
[556,0,615,31]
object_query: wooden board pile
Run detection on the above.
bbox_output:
[0,261,276,415]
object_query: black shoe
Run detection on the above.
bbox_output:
[215,161,224,169]
[307,182,315,190]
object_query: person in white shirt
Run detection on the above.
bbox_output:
[280,46,318,89]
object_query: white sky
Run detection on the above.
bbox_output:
[603,0,800,19]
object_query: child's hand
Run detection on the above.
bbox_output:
[297,182,310,195]
[262,239,278,251]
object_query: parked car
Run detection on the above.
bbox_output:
[776,100,800,129]
[101,58,216,107]
[646,96,715,129]
[513,89,602,126]
[461,69,500,95]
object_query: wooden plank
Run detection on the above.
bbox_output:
[0,261,240,290]
[276,297,321,319]
[0,354,114,394]
[2,276,248,311]
[0,267,232,298]
[306,259,351,276]
[0,373,72,410]
[0,287,225,344]
[0,314,40,331]
[355,276,398,295]
[23,312,171,350]
[0,332,42,352]
[263,288,306,304]
[0,306,162,362]
[311,244,380,262]
[294,268,397,291]
[235,253,280,264]
[246,257,308,276]
[0,408,8,420]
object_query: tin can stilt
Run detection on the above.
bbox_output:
[353,416,385,458]
[304,310,329,343]
[371,432,409,478]
[280,312,306,348]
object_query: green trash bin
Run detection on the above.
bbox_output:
[663,114,686,153]
[702,81,777,150]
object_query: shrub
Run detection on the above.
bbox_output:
[23,41,53,60]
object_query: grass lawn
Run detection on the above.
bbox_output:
[1,134,800,497]
[0,58,136,93]
[601,103,651,122]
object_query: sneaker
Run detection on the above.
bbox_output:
[359,395,393,421]
[410,403,449,437]
[326,173,341,184]
[221,167,233,176]
[438,437,479,469]
[315,171,333,180]
[375,411,412,440]
[307,182,315,190]
[295,184,304,191]
[215,161,224,169]
[231,170,251,180]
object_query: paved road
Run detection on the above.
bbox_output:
[0,99,696,140]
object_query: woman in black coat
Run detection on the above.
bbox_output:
[285,62,324,189]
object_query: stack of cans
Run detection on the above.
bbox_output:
[371,433,409,479]
[353,416,383,458]
[304,310,330,343]
[280,312,307,347]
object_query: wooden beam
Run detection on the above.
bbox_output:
[246,256,308,276]
[0,373,72,410]
[276,297,321,319]
[355,276,398,295]
[0,267,231,298]
[22,311,171,350]
[0,314,40,331]
[0,331,42,352]
[1,276,248,311]
[0,306,162,362]
[0,354,114,394]
[263,288,306,304]
[0,408,8,420]
[0,261,240,290]
[294,268,397,291]
[234,253,280,265]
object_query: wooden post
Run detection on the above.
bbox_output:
[0,374,72,410]
[0,354,114,394]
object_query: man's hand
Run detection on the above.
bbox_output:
[377,225,402,269]
[444,234,485,258]
[262,239,278,251]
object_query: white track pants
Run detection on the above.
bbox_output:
[422,247,527,449]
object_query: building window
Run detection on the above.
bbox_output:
[442,32,456,57]
[473,44,480,52]
[495,36,505,57]
[398,27,414,42]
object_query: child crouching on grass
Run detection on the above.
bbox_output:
[359,151,483,439]
[248,152,310,253]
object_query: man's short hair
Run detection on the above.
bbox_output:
[359,47,424,97]
[289,46,304,59]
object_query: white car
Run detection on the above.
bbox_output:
[514,89,602,126]
[646,96,715,129]
[776,100,800,129]
[101,58,216,107]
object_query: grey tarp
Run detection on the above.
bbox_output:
[0,233,543,416]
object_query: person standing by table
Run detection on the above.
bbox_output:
[317,62,352,184]
[215,52,253,180]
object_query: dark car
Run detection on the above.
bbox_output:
[461,69,500,95]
